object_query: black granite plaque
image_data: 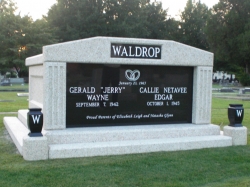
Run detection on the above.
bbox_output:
[66,63,193,127]
[111,44,161,59]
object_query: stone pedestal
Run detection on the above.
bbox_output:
[223,126,247,145]
[22,136,48,161]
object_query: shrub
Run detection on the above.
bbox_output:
[238,72,250,86]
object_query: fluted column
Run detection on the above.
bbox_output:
[43,62,66,130]
[192,66,213,124]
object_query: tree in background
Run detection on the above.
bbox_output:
[104,0,151,38]
[104,0,168,39]
[47,0,106,41]
[178,0,210,50]
[0,0,58,77]
[3,0,250,85]
[0,0,27,77]
[46,0,172,41]
[206,0,250,85]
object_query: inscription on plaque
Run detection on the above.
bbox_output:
[66,63,193,127]
[111,44,161,59]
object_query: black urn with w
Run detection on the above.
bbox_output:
[228,104,244,127]
[27,108,43,137]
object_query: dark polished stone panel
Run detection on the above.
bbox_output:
[66,63,193,127]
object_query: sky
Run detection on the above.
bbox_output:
[13,0,220,20]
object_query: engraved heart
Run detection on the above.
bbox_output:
[125,69,140,81]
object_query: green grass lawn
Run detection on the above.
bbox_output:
[0,92,28,112]
[212,97,250,129]
[0,91,250,187]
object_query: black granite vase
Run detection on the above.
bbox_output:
[228,104,244,127]
[27,108,43,137]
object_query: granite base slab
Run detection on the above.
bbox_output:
[3,110,235,160]
[18,109,28,128]
[43,124,222,145]
[3,116,29,155]
[49,136,232,159]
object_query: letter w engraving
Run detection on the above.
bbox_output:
[32,115,41,124]
[112,45,121,56]
[236,110,243,117]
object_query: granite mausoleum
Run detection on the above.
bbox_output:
[4,37,247,161]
